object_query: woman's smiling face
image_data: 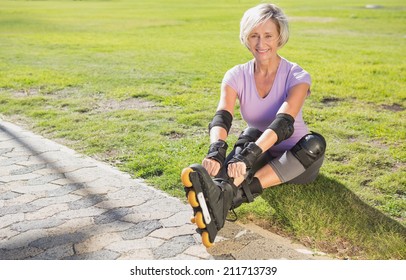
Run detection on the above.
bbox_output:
[247,19,280,62]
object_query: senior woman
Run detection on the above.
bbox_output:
[181,3,326,248]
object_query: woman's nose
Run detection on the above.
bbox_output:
[256,37,264,47]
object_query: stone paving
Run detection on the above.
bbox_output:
[0,121,330,260]
[0,121,211,260]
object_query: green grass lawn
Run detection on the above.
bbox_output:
[0,0,405,259]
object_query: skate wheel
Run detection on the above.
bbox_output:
[201,231,213,248]
[195,211,206,229]
[188,190,199,207]
[191,216,196,224]
[181,167,193,187]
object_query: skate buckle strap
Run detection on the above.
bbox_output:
[241,181,254,203]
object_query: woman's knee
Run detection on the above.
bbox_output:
[290,132,326,168]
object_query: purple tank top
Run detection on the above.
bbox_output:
[222,57,311,157]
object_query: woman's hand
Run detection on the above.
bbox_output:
[202,158,221,177]
[227,161,247,178]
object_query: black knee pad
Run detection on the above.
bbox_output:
[234,127,263,154]
[291,132,326,168]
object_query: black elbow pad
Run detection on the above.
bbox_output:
[267,113,295,145]
[208,110,233,134]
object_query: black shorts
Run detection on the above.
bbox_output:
[219,131,325,184]
[269,150,324,184]
[228,147,324,185]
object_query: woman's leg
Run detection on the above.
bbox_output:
[254,164,282,188]
[232,132,326,208]
[258,151,325,188]
[266,132,326,186]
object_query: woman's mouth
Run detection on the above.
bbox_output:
[256,49,270,54]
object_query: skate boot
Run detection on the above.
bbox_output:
[181,164,236,248]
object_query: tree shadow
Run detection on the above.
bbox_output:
[261,174,406,259]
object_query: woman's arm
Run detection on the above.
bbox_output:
[256,83,309,151]
[209,84,238,142]
[227,83,309,179]
[203,84,238,176]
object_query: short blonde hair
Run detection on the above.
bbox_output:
[240,3,289,49]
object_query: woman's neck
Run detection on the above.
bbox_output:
[254,55,281,76]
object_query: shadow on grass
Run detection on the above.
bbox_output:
[261,174,406,259]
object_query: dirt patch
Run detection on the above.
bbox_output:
[209,221,331,260]
[229,119,246,136]
[161,130,185,139]
[9,88,41,98]
[392,162,406,173]
[320,97,342,106]
[52,87,83,99]
[381,103,404,112]
[5,87,81,99]
[368,139,390,150]
[5,88,162,113]
[94,98,161,113]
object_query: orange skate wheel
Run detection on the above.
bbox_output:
[195,211,206,229]
[181,167,193,187]
[191,216,196,224]
[201,231,213,248]
[187,190,199,207]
